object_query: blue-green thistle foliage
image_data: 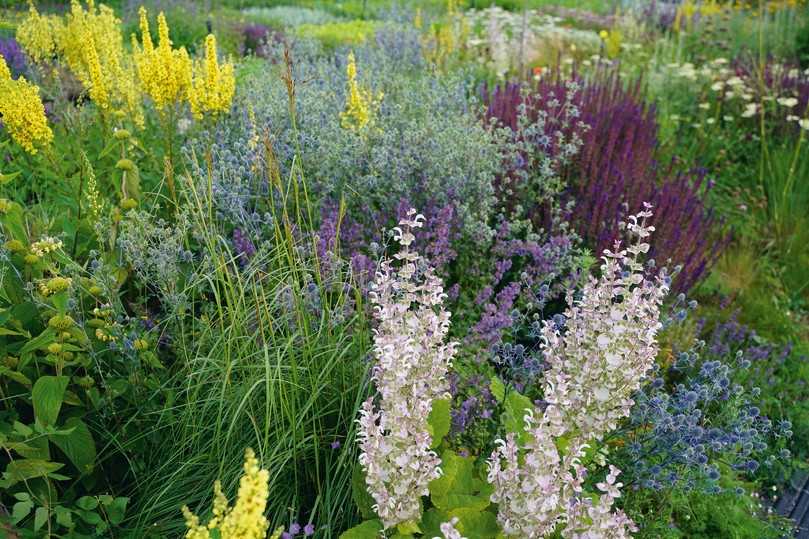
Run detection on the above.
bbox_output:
[193,30,504,240]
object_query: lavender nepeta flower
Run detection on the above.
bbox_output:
[357,209,458,529]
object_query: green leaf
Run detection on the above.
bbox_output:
[20,328,57,355]
[106,497,128,525]
[396,520,420,534]
[429,450,491,511]
[0,169,22,185]
[50,418,96,474]
[34,506,48,532]
[351,466,377,521]
[448,507,499,539]
[0,459,65,489]
[32,376,70,427]
[338,519,383,539]
[76,496,98,511]
[0,366,32,387]
[11,500,33,525]
[490,377,505,403]
[55,505,73,528]
[428,398,451,449]
[503,390,534,440]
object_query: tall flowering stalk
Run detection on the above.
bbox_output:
[181,448,282,539]
[132,7,192,112]
[340,51,381,131]
[488,206,668,538]
[488,410,586,537]
[0,53,53,154]
[357,209,458,529]
[189,34,236,120]
[541,204,670,443]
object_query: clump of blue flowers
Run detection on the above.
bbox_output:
[622,317,794,494]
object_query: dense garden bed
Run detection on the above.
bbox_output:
[1,0,808,537]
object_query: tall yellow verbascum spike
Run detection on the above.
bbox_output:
[133,8,192,111]
[85,38,109,109]
[16,2,63,63]
[340,51,381,132]
[181,448,273,539]
[189,34,236,119]
[0,54,53,154]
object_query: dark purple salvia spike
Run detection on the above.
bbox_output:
[482,67,730,294]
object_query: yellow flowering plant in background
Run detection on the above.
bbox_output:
[182,448,283,539]
[189,35,236,120]
[15,1,63,63]
[132,7,192,112]
[340,51,382,132]
[17,1,143,126]
[0,54,53,154]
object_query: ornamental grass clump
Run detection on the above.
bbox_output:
[0,53,53,154]
[357,209,458,529]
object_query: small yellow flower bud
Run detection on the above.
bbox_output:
[120,198,138,210]
[46,276,72,293]
[116,158,136,172]
[47,342,63,354]
[24,254,40,265]
[113,129,131,140]
[0,198,12,214]
[4,239,25,252]
[48,314,75,330]
[133,338,149,351]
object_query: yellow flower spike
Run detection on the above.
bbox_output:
[16,2,62,63]
[85,39,109,109]
[133,8,192,111]
[340,51,381,132]
[0,54,53,154]
[182,448,271,539]
[189,34,236,120]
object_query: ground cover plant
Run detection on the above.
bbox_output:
[1,0,808,538]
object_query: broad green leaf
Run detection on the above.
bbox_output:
[11,500,33,525]
[489,377,505,403]
[429,450,490,511]
[0,459,65,488]
[396,520,420,534]
[34,506,48,532]
[55,505,73,528]
[32,376,70,427]
[76,496,98,511]
[448,507,499,539]
[20,328,57,356]
[428,398,451,449]
[50,418,96,474]
[338,519,383,539]
[106,497,128,525]
[503,390,534,440]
